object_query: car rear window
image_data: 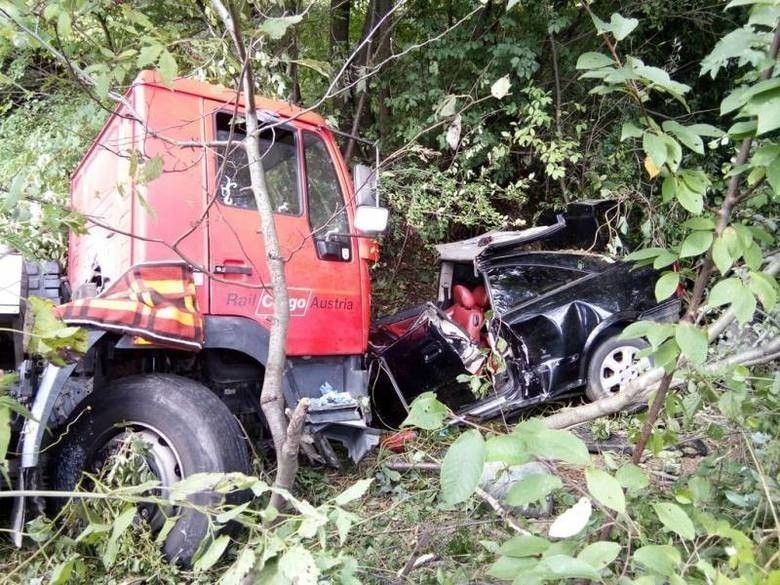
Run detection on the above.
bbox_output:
[486,265,585,314]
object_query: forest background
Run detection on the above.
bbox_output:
[0,0,778,583]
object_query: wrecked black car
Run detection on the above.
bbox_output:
[370,200,680,426]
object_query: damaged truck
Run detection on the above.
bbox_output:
[1,72,678,561]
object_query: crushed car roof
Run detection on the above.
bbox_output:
[434,215,567,263]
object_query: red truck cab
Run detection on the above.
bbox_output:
[70,71,378,356]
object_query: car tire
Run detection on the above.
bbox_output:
[586,335,652,401]
[48,374,250,564]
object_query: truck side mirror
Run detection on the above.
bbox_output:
[355,205,389,235]
[353,164,377,206]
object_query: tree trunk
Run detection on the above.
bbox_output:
[330,0,351,60]
[286,0,302,104]
[210,0,300,507]
[375,0,392,142]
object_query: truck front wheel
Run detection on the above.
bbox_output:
[48,374,250,564]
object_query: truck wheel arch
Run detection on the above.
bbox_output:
[202,315,271,365]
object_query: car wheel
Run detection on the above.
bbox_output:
[48,374,250,565]
[586,335,652,401]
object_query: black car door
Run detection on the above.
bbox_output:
[483,262,595,398]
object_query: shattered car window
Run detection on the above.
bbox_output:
[486,265,586,315]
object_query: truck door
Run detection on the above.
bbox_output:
[207,111,366,356]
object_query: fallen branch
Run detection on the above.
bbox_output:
[269,398,310,511]
[543,335,780,430]
[475,487,532,536]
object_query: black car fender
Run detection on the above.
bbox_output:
[578,311,641,379]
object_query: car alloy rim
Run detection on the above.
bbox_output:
[599,345,651,394]
[92,423,183,531]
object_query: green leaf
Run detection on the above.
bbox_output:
[528,427,590,465]
[679,230,713,258]
[218,548,256,585]
[43,4,59,20]
[619,320,654,339]
[585,467,626,514]
[633,544,681,576]
[440,429,485,505]
[278,545,319,585]
[260,14,303,39]
[576,52,615,70]
[141,155,164,184]
[620,121,643,141]
[0,406,10,461]
[485,435,531,466]
[662,175,676,203]
[138,43,163,67]
[709,277,743,308]
[103,505,137,568]
[194,535,231,572]
[488,555,538,580]
[534,554,602,580]
[643,132,667,168]
[754,93,780,135]
[577,541,621,571]
[767,157,780,195]
[687,123,724,138]
[169,472,225,501]
[682,217,715,231]
[289,58,332,78]
[712,237,733,275]
[157,50,178,87]
[653,251,678,269]
[625,246,666,261]
[662,121,704,154]
[655,272,679,302]
[331,508,359,545]
[616,463,650,493]
[334,478,373,507]
[653,502,696,540]
[49,554,79,585]
[491,76,512,99]
[499,535,550,558]
[728,120,757,138]
[675,323,708,366]
[401,392,448,430]
[57,11,72,38]
[505,473,562,507]
[749,272,777,311]
[732,285,757,324]
[592,12,639,41]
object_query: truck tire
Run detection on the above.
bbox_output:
[585,335,652,401]
[48,374,250,564]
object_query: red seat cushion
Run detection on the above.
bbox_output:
[448,285,485,343]
[452,284,475,309]
[472,285,489,308]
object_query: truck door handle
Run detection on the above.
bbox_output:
[214,264,252,275]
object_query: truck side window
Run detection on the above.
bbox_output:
[487,265,585,315]
[214,113,301,215]
[303,132,349,235]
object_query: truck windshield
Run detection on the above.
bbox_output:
[214,112,301,215]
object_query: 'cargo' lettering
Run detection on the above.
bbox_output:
[256,288,313,317]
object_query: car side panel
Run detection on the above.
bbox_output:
[499,263,656,396]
